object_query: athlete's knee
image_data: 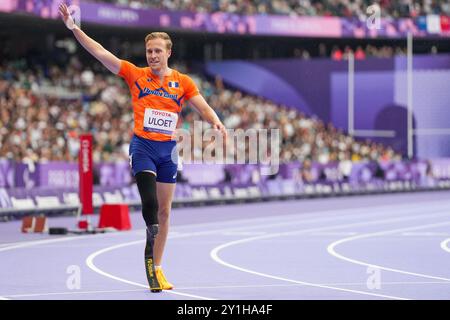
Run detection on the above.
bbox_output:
[158,213,169,227]
[158,204,171,219]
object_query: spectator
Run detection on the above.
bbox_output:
[354,46,366,60]
[0,54,402,168]
[331,46,343,61]
[90,0,449,18]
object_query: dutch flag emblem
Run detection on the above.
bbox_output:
[168,81,179,88]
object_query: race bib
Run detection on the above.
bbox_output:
[143,108,178,135]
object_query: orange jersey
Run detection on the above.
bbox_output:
[118,60,199,141]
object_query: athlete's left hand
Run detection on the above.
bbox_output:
[213,122,227,141]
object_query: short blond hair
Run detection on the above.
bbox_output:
[145,32,172,50]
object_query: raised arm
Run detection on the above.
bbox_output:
[58,3,121,74]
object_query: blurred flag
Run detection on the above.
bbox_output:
[416,16,427,31]
[440,15,450,34]
[426,15,441,33]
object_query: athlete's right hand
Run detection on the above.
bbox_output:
[58,3,76,30]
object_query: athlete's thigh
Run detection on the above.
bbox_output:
[129,135,158,176]
[130,153,157,176]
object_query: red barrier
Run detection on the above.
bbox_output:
[98,204,131,231]
[21,215,48,233]
[21,216,35,233]
[34,216,48,233]
[79,134,93,216]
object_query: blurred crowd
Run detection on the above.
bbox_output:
[294,44,411,60]
[0,56,401,166]
[0,58,131,163]
[183,73,400,165]
[95,0,450,18]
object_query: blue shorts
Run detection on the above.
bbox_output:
[129,134,178,183]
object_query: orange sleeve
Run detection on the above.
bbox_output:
[181,74,200,101]
[118,60,141,86]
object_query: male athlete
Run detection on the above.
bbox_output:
[59,3,227,292]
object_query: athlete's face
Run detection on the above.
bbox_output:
[146,38,171,72]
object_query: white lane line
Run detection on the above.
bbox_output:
[0,232,126,253]
[401,232,450,237]
[327,221,450,282]
[5,196,450,248]
[2,201,450,299]
[168,201,450,238]
[0,242,22,248]
[87,209,450,300]
[161,200,450,243]
[310,232,359,236]
[440,238,450,253]
[174,280,450,290]
[169,198,450,231]
[3,198,450,253]
[85,240,215,300]
[220,231,267,236]
[4,289,145,298]
[0,206,424,299]
[0,213,345,253]
[5,280,450,298]
[211,237,407,300]
[210,210,450,300]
